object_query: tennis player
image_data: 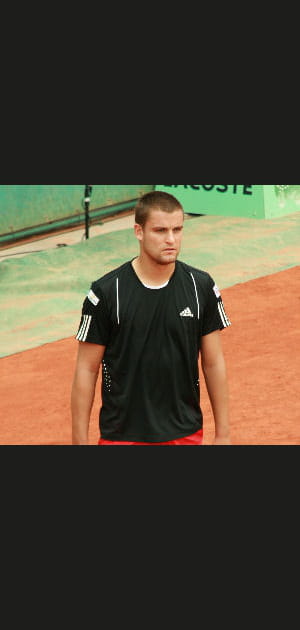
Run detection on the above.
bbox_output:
[71,190,231,445]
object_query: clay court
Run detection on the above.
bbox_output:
[1,210,299,445]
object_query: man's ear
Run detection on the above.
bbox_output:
[134,223,143,241]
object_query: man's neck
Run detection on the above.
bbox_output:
[132,256,176,287]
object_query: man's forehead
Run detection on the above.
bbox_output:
[147,209,184,225]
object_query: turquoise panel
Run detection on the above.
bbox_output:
[155,185,300,219]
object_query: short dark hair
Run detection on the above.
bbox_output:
[135,191,183,227]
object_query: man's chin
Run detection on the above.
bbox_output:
[158,253,177,264]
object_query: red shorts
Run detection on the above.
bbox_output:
[98,429,203,446]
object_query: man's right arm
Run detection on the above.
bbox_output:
[71,341,106,445]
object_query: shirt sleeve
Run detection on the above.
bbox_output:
[75,283,111,345]
[202,274,231,336]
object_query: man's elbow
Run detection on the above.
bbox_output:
[201,353,226,374]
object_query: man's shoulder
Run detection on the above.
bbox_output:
[177,260,212,285]
[92,261,132,292]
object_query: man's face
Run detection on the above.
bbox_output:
[135,209,184,265]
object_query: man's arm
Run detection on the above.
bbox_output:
[200,330,231,445]
[71,341,106,445]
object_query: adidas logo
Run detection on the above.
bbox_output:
[180,307,194,318]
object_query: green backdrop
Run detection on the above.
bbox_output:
[155,185,300,218]
[1,185,299,246]
[0,185,155,244]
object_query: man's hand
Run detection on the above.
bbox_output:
[212,435,232,445]
[71,341,105,445]
[201,331,231,447]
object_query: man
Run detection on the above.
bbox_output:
[71,190,231,445]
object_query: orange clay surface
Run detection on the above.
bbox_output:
[1,266,299,446]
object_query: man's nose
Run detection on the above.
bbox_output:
[166,230,175,243]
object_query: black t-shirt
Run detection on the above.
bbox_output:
[75,259,231,442]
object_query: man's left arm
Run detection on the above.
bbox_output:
[200,330,231,445]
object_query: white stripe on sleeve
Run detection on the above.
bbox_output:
[219,301,231,327]
[76,315,86,340]
[218,302,231,327]
[218,303,227,327]
[76,314,92,341]
[81,315,92,341]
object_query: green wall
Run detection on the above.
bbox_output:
[2,185,299,246]
[155,185,300,218]
[0,185,155,243]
